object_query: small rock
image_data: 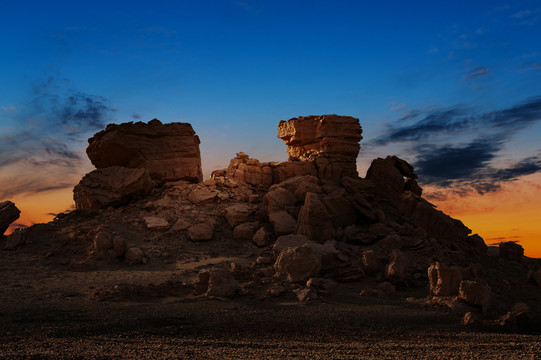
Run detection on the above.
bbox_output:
[252,226,272,247]
[268,211,296,236]
[223,204,255,228]
[143,216,170,231]
[187,186,217,204]
[294,287,318,304]
[125,247,144,265]
[94,231,113,251]
[306,278,336,295]
[233,221,259,241]
[172,218,191,231]
[462,312,478,326]
[112,235,127,256]
[188,223,214,241]
[207,268,238,298]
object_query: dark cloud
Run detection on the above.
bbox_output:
[371,96,541,199]
[131,113,142,120]
[415,142,541,197]
[483,96,541,131]
[373,96,541,146]
[414,136,503,181]
[373,107,473,145]
[0,179,74,200]
[463,66,490,81]
[0,76,115,199]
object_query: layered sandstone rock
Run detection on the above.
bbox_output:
[86,119,202,182]
[0,201,20,236]
[73,166,154,209]
[278,115,362,179]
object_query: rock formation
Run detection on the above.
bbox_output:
[278,115,362,179]
[86,119,202,182]
[73,166,154,209]
[0,201,20,236]
[3,114,540,333]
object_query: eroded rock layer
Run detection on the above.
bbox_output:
[87,119,202,182]
[278,115,363,178]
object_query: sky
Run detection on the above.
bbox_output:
[1,1,541,256]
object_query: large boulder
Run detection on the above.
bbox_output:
[268,211,297,236]
[296,192,334,243]
[223,204,255,228]
[365,156,421,198]
[0,201,20,236]
[272,234,337,271]
[459,280,491,311]
[86,119,202,182]
[274,245,322,283]
[277,115,362,179]
[428,262,463,296]
[499,241,524,262]
[73,166,154,209]
[207,268,238,298]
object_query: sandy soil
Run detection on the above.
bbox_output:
[1,247,539,359]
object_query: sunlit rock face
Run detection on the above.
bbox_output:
[278,115,363,179]
[86,119,202,183]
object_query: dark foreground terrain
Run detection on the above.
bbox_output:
[1,250,539,360]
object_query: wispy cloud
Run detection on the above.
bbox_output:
[390,102,406,112]
[463,66,490,81]
[0,76,115,199]
[372,96,541,146]
[512,9,532,19]
[369,96,541,199]
[1,106,16,113]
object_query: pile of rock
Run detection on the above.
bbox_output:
[2,115,539,331]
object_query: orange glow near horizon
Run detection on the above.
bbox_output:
[5,188,74,235]
[426,173,541,258]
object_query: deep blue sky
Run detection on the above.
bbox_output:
[1,1,541,217]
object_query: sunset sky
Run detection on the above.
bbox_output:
[1,1,540,257]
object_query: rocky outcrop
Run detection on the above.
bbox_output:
[73,166,154,209]
[0,201,20,236]
[86,119,202,182]
[499,241,524,262]
[224,152,274,187]
[278,115,362,179]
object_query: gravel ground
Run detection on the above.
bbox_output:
[1,298,540,359]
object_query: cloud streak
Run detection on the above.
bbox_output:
[0,76,115,200]
[463,66,490,81]
[370,96,541,199]
[373,96,541,146]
